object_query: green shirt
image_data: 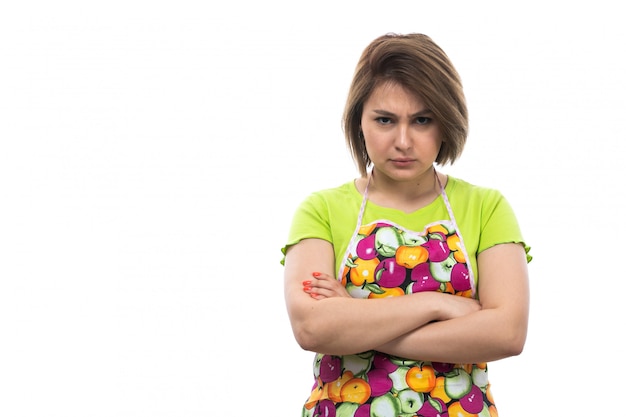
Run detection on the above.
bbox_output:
[282,175,531,284]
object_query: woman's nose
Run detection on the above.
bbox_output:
[395,126,412,150]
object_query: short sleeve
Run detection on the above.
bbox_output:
[280,192,332,265]
[478,190,532,263]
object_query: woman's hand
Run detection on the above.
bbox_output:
[302,272,481,322]
[302,272,351,299]
[433,292,482,321]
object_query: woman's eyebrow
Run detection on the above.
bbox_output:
[411,109,434,117]
[371,109,434,117]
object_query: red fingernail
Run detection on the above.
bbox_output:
[312,272,321,277]
[302,280,312,286]
[303,286,312,292]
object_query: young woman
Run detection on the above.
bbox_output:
[282,33,530,417]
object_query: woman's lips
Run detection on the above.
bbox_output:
[390,158,416,167]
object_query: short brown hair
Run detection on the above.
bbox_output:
[343,33,468,176]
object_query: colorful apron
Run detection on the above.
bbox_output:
[302,172,498,417]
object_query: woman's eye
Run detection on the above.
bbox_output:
[376,117,393,125]
[415,117,431,125]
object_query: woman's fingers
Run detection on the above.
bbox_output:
[302,272,350,299]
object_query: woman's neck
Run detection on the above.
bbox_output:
[362,166,445,213]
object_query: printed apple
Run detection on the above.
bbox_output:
[471,366,489,388]
[329,371,355,402]
[366,368,393,397]
[431,376,452,404]
[417,396,447,417]
[406,365,436,392]
[342,354,372,377]
[315,399,336,417]
[450,262,471,291]
[388,366,409,391]
[372,355,398,373]
[410,262,441,292]
[429,253,457,283]
[350,257,380,286]
[346,282,371,299]
[356,233,378,260]
[397,389,424,414]
[319,355,342,383]
[370,392,401,417]
[340,377,371,404]
[375,227,402,257]
[401,230,428,246]
[374,258,407,287]
[422,236,450,262]
[395,245,429,268]
[459,384,485,414]
[444,368,472,399]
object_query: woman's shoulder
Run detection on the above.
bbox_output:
[290,179,363,226]
[446,175,519,226]
[446,175,505,200]
[305,179,361,203]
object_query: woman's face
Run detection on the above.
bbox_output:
[361,82,442,184]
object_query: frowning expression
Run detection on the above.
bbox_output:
[361,81,442,183]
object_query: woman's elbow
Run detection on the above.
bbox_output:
[501,326,527,357]
[291,321,326,353]
[293,329,316,352]
[505,338,526,357]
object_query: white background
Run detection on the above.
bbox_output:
[1,1,624,416]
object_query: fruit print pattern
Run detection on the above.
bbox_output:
[341,221,475,299]
[302,220,498,417]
